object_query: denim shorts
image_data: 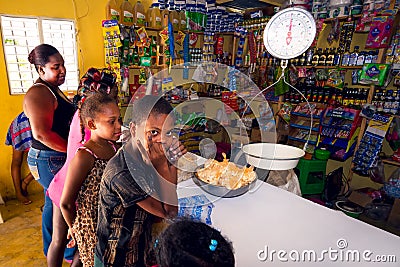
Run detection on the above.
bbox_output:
[27,147,66,190]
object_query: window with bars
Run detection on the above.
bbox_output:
[1,15,79,95]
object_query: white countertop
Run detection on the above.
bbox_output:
[178,179,400,266]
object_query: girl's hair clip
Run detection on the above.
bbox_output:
[209,239,218,251]
[154,239,159,248]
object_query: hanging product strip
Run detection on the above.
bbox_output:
[247,30,257,73]
[234,27,247,68]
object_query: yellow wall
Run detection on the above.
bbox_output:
[0,0,151,199]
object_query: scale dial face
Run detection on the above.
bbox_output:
[263,7,316,60]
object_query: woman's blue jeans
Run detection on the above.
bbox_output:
[27,148,75,260]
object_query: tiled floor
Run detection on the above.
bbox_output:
[0,193,69,267]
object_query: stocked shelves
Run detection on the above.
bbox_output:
[323,14,362,22]
[288,136,317,146]
[293,65,363,69]
[290,123,319,132]
[291,111,322,119]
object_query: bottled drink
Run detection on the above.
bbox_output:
[148,3,162,29]
[341,48,350,66]
[120,0,134,26]
[364,51,373,64]
[319,48,328,66]
[299,52,306,66]
[372,50,379,63]
[179,7,187,30]
[356,50,365,66]
[169,6,180,31]
[161,7,170,28]
[348,46,359,66]
[333,47,341,66]
[312,48,321,66]
[306,48,314,66]
[325,48,335,66]
[134,0,146,27]
[106,0,121,21]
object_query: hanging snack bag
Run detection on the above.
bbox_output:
[365,16,395,49]
[359,63,390,86]
[175,31,186,46]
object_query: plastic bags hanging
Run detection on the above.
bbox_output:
[266,169,302,196]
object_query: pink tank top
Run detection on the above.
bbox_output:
[47,111,91,207]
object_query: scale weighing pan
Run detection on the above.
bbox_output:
[242,143,305,170]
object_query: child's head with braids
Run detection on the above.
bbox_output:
[75,68,118,142]
[79,93,121,142]
[155,220,235,267]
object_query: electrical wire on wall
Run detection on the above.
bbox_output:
[72,0,89,77]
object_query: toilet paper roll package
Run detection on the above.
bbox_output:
[365,16,395,49]
[359,63,390,86]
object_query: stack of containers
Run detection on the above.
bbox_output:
[312,0,329,19]
[205,1,217,32]
[363,0,398,13]
[205,5,232,33]
[349,0,363,16]
[289,0,313,10]
[328,0,352,18]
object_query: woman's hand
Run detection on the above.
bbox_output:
[66,227,77,248]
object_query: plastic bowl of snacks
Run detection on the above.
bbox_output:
[242,143,305,170]
[193,154,257,198]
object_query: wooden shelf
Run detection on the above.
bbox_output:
[382,159,400,167]
[322,14,362,22]
[296,65,363,69]
[128,65,164,69]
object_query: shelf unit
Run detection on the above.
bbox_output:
[382,159,400,167]
[347,10,400,180]
[291,65,363,69]
[317,107,361,161]
[287,102,325,156]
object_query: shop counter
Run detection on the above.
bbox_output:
[177,179,400,266]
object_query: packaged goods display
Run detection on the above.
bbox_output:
[102,0,400,175]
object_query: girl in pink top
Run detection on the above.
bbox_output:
[46,67,117,266]
[47,111,90,207]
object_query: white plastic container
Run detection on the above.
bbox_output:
[242,143,305,170]
[329,5,350,18]
[329,0,352,7]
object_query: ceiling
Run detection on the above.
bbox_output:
[216,0,286,10]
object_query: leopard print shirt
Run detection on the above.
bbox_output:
[72,159,108,267]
